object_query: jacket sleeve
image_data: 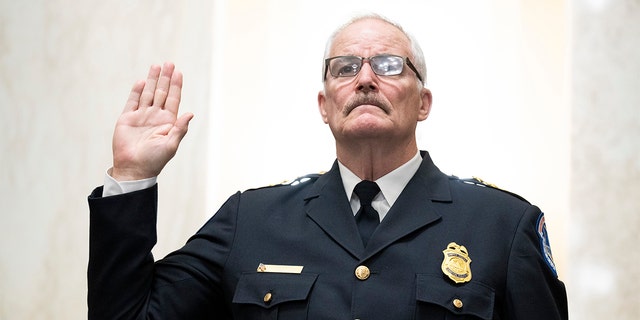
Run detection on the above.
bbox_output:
[505,205,568,319]
[87,185,239,320]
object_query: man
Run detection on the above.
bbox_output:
[88,14,568,319]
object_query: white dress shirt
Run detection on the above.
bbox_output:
[103,151,423,222]
[102,171,156,197]
[338,151,422,221]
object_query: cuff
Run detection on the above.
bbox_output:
[102,169,157,197]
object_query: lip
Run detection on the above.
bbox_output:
[351,104,383,113]
[344,96,389,115]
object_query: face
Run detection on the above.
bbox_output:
[318,18,432,146]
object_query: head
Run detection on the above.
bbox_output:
[317,14,432,152]
[321,14,428,87]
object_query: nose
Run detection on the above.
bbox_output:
[356,61,379,93]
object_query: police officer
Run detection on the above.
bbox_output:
[88,14,568,319]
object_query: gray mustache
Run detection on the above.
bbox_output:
[344,94,389,114]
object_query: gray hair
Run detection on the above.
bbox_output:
[322,13,427,86]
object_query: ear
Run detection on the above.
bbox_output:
[317,90,329,123]
[417,87,432,121]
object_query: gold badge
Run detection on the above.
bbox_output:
[441,242,472,283]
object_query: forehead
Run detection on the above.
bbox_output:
[330,18,412,57]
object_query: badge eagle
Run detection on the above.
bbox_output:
[441,242,472,283]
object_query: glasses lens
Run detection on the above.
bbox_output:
[371,55,404,76]
[329,56,362,77]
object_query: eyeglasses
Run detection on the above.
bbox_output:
[324,54,423,83]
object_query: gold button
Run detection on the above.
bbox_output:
[453,298,463,309]
[263,292,272,303]
[355,265,370,280]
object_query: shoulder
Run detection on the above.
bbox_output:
[231,172,326,211]
[243,172,326,193]
[448,175,531,205]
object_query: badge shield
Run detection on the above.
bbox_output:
[441,242,472,284]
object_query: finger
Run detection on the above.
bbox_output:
[123,80,145,112]
[153,62,175,108]
[164,69,183,115]
[139,64,162,108]
[167,112,194,150]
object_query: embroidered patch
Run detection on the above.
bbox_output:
[536,213,557,277]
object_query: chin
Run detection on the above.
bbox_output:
[344,124,390,140]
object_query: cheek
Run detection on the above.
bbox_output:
[320,99,339,125]
[392,96,424,123]
[399,88,424,111]
[323,93,346,117]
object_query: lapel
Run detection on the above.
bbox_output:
[304,161,365,259]
[304,151,452,261]
[363,152,451,259]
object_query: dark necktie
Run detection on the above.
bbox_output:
[354,180,381,247]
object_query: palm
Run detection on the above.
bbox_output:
[111,63,193,181]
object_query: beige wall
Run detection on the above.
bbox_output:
[0,1,213,318]
[0,0,637,318]
[570,0,640,318]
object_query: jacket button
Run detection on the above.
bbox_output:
[453,298,463,309]
[263,292,272,304]
[355,265,370,280]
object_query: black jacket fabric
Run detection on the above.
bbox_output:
[88,151,568,319]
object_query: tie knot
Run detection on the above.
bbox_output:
[354,180,380,206]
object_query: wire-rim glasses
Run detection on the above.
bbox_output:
[324,54,423,83]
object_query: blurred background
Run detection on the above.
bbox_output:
[1,0,638,318]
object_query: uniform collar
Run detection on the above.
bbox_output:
[338,151,422,211]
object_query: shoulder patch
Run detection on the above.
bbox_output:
[536,212,558,277]
[456,176,530,204]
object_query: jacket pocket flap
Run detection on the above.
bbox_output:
[233,273,318,309]
[416,274,495,319]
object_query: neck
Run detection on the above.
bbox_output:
[336,138,419,181]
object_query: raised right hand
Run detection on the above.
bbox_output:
[111,62,194,181]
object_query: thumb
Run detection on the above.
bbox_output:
[167,112,194,149]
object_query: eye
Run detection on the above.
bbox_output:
[337,63,360,76]
[372,56,404,75]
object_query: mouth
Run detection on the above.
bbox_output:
[344,95,389,115]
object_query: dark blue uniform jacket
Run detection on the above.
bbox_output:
[88,151,568,319]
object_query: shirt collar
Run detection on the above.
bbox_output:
[338,151,422,207]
